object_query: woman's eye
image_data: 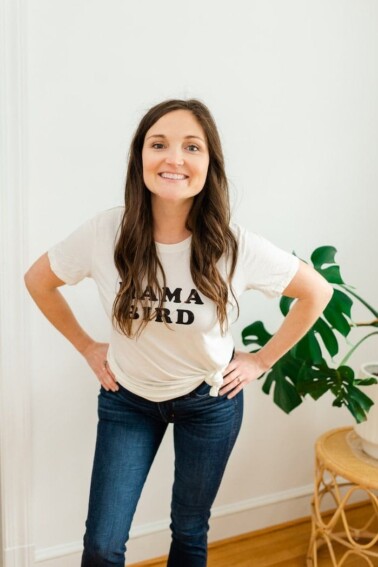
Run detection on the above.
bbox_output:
[151,142,199,152]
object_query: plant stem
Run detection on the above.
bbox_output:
[355,319,378,327]
[341,286,378,318]
[339,331,378,366]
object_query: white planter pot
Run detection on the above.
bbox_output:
[354,362,378,459]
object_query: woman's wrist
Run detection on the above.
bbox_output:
[252,350,272,374]
[77,336,97,357]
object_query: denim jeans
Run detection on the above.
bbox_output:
[81,379,243,567]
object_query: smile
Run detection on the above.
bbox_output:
[159,172,188,180]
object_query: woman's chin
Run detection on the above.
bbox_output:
[151,192,194,206]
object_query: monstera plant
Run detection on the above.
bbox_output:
[242,246,378,423]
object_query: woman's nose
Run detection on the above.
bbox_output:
[165,151,184,166]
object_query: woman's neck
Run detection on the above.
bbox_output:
[152,198,192,244]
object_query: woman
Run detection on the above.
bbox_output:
[24,99,333,567]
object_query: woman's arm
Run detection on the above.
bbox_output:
[220,260,333,398]
[24,253,119,391]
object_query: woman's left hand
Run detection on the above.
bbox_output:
[219,351,270,399]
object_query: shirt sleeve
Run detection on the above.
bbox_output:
[47,216,96,285]
[236,225,300,298]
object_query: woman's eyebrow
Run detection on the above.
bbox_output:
[146,134,206,142]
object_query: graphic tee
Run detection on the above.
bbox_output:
[47,207,300,401]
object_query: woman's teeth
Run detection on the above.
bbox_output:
[160,173,187,180]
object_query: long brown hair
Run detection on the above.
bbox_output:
[113,99,239,337]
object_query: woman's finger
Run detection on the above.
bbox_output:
[222,368,240,385]
[101,360,119,391]
[226,381,244,399]
[219,374,243,396]
[100,376,119,392]
[103,360,116,379]
[222,359,238,378]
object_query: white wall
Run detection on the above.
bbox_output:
[2,0,378,565]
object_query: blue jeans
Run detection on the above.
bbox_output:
[81,380,243,567]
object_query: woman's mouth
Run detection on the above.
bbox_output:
[159,172,188,180]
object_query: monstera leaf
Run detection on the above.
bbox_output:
[280,247,353,355]
[241,245,377,423]
[242,323,304,412]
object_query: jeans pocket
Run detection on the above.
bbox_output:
[189,381,211,399]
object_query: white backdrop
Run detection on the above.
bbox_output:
[1,1,377,565]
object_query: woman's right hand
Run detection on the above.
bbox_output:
[81,341,119,392]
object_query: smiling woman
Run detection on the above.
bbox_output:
[24,98,333,567]
[142,109,210,213]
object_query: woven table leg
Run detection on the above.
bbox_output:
[307,455,378,566]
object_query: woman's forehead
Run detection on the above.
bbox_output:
[146,110,206,141]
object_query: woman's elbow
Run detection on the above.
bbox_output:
[24,266,35,291]
[23,253,62,294]
[319,281,334,309]
[24,265,43,298]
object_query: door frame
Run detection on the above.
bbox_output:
[0,0,34,564]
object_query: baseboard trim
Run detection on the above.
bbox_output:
[34,482,314,562]
[35,542,81,563]
[211,482,314,522]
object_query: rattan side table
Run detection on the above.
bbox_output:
[307,427,378,566]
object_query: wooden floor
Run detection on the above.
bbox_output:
[130,503,378,566]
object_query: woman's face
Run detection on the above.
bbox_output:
[142,110,210,205]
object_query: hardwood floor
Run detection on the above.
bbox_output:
[130,503,378,566]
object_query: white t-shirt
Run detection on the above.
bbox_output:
[48,206,300,401]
